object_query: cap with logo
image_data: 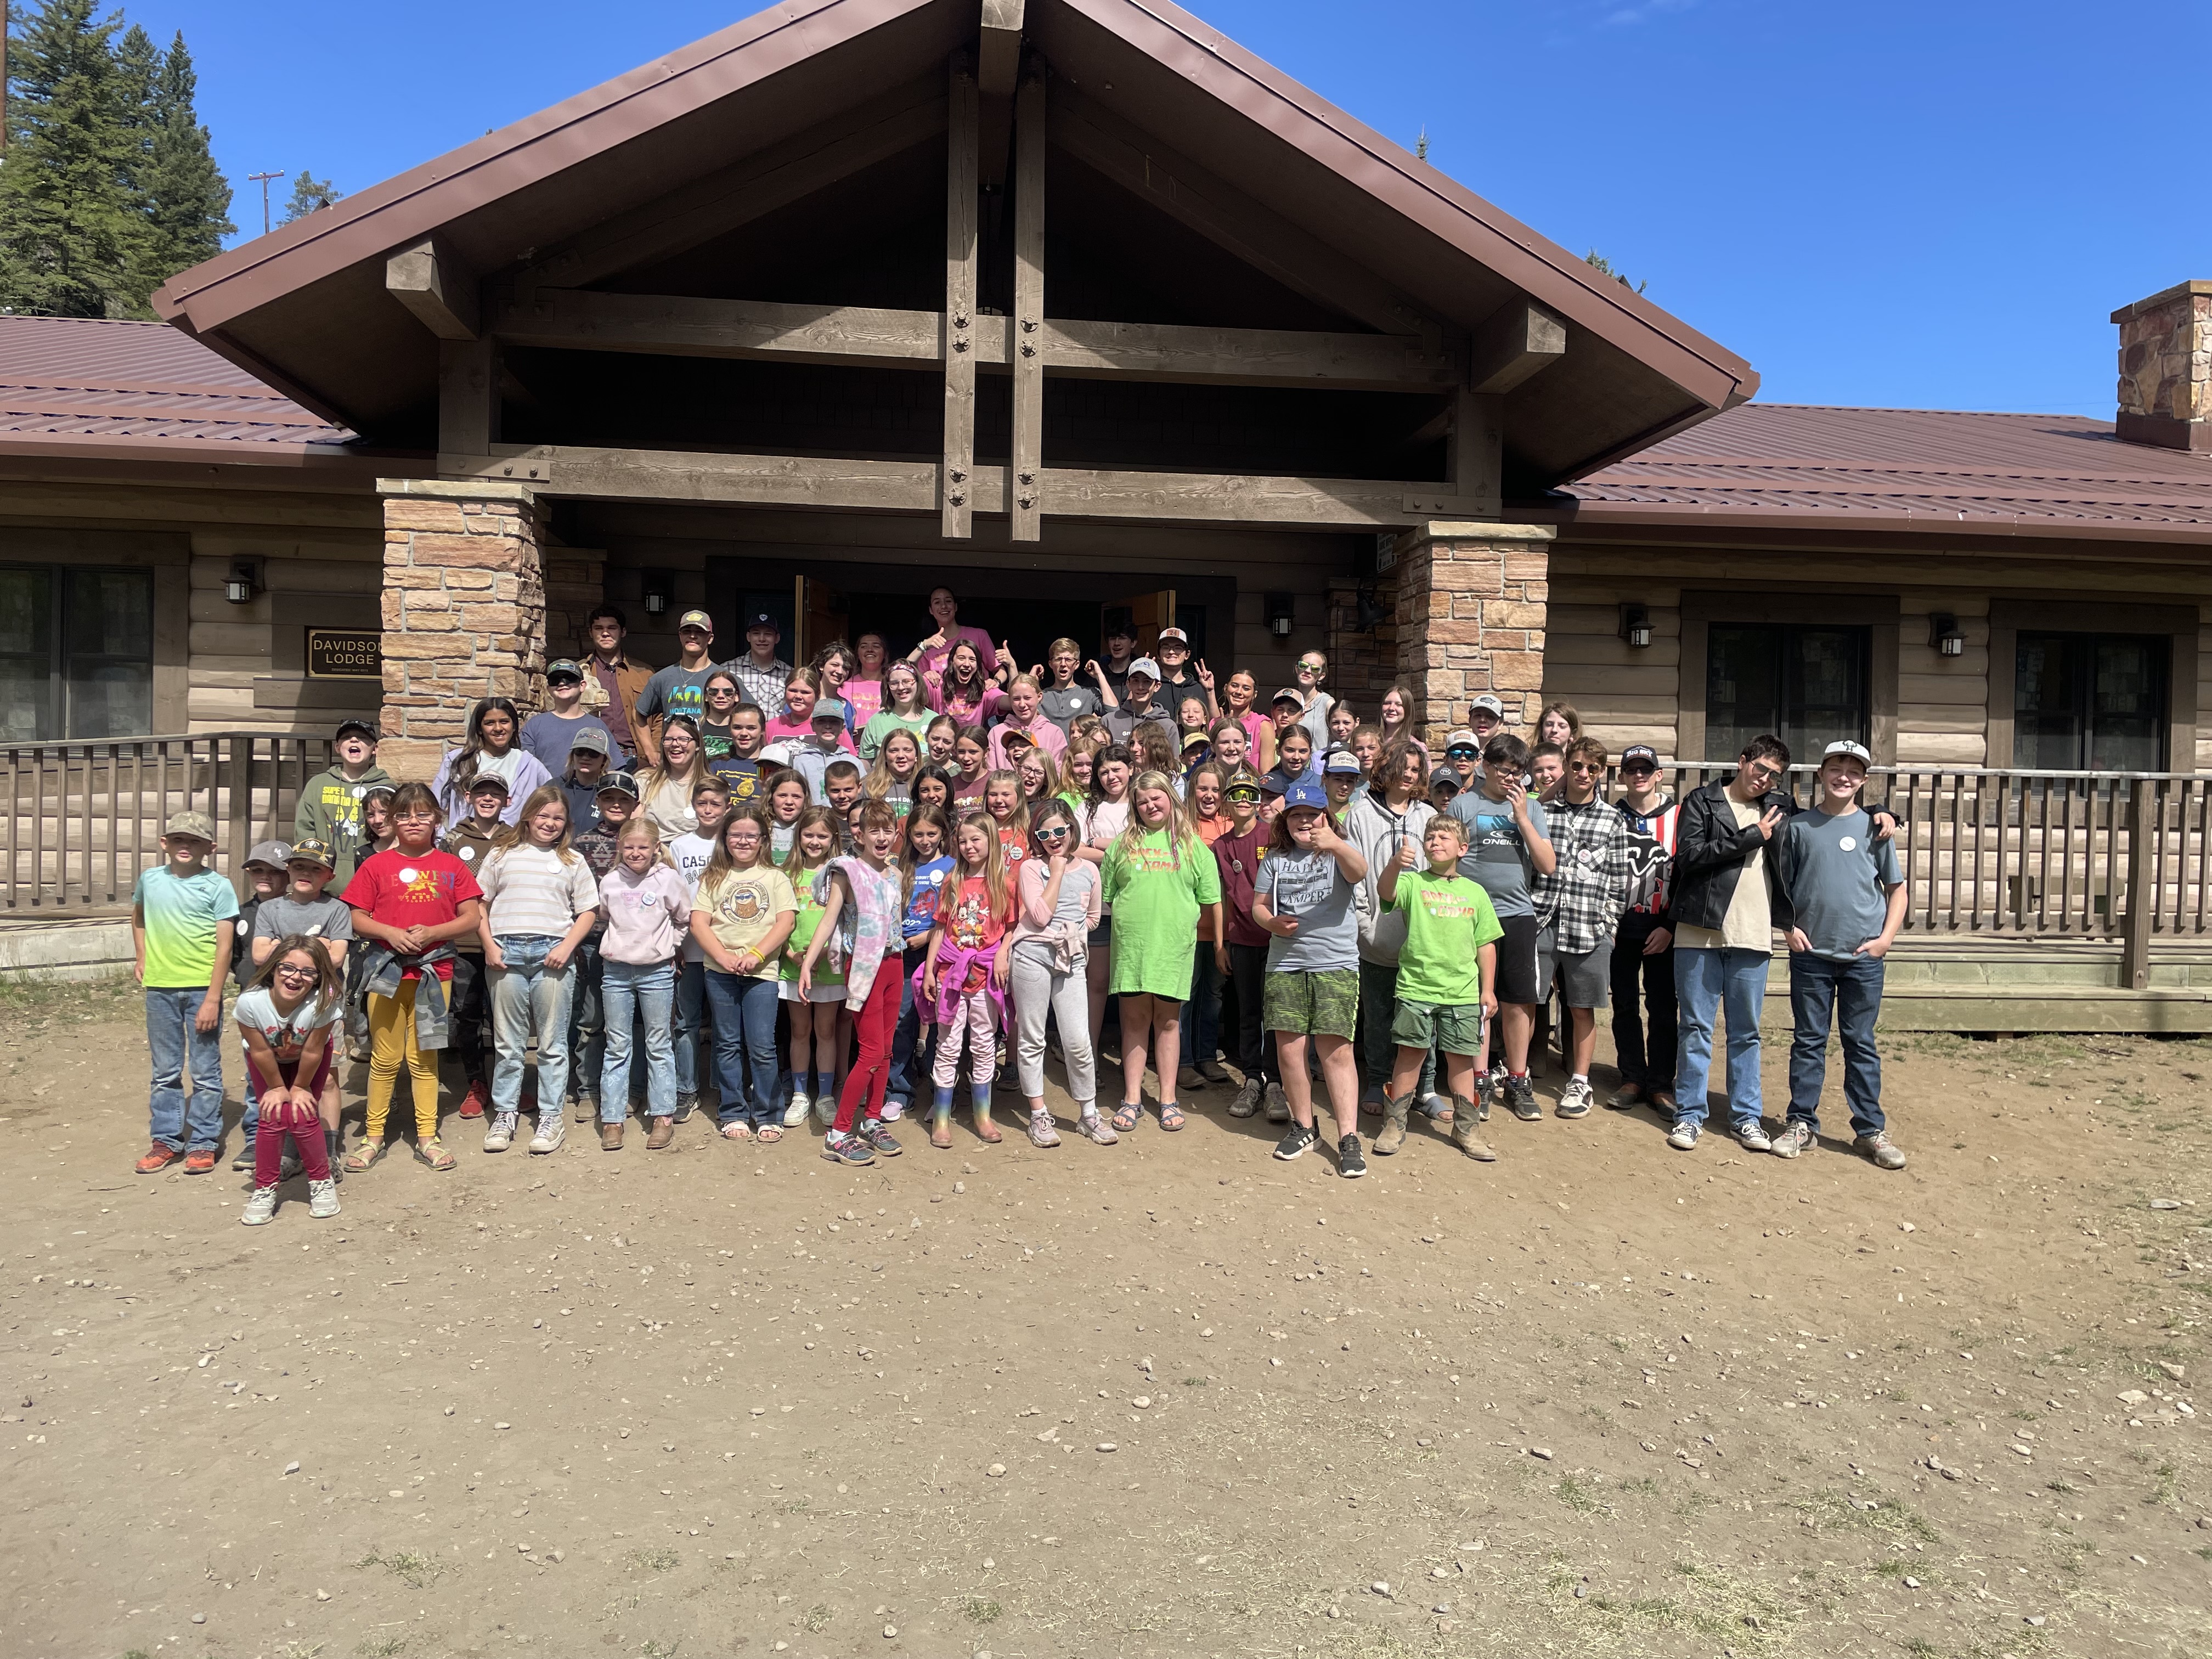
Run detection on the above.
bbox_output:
[567,726,611,757]
[1222,776,1263,800]
[1281,780,1329,812]
[1443,727,1479,753]
[1822,739,1872,764]
[545,657,584,684]
[244,838,293,870]
[594,771,641,800]
[677,608,714,632]
[1470,693,1505,719]
[747,611,778,631]
[1271,686,1305,708]
[1620,743,1660,767]
[1155,627,1189,646]
[1003,727,1038,750]
[1322,748,1364,775]
[1125,657,1161,681]
[334,716,378,742]
[286,838,335,870]
[164,809,217,842]
[466,772,511,797]
[811,697,849,724]
[1260,771,1290,796]
[1429,766,1464,792]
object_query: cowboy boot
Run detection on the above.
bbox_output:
[1373,1092,1414,1156]
[1450,1096,1497,1161]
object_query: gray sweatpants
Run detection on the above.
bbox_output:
[1011,946,1096,1109]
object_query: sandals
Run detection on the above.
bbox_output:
[342,1138,387,1173]
[1156,1101,1186,1132]
[414,1137,456,1172]
[1110,1101,1144,1134]
[755,1124,783,1144]
[721,1122,753,1142]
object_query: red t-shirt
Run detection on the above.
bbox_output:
[341,847,483,980]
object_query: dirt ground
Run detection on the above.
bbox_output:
[2,977,2208,1659]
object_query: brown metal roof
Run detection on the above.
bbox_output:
[1557,403,2212,545]
[151,0,1755,481]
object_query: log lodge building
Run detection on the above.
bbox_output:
[3,0,2210,1026]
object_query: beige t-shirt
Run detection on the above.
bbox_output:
[1674,795,1773,952]
[692,862,797,977]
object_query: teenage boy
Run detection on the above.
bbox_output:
[249,838,353,1176]
[1266,688,1308,768]
[635,610,722,761]
[1533,737,1632,1119]
[1774,740,1909,1170]
[1039,637,1103,732]
[441,772,509,1119]
[1446,731,1557,1120]
[295,718,392,891]
[1346,740,1436,1114]
[132,810,239,1173]
[1428,766,1463,813]
[1376,814,1502,1160]
[1152,627,1211,713]
[1528,742,1566,804]
[523,658,618,772]
[1212,770,1277,1120]
[234,841,290,989]
[583,604,652,763]
[1320,747,1363,817]
[569,772,640,1123]
[1441,727,1481,791]
[1467,694,1505,749]
[1102,659,1170,743]
[725,610,793,713]
[1609,744,1679,1113]
[1091,618,1139,704]
[707,702,767,803]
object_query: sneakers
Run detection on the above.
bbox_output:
[861,1118,904,1158]
[1555,1077,1594,1119]
[231,1143,256,1172]
[1606,1082,1645,1110]
[1227,1079,1262,1118]
[528,1113,566,1154]
[1666,1117,1702,1152]
[183,1148,217,1174]
[1503,1074,1541,1121]
[483,1111,519,1153]
[880,1097,907,1123]
[1855,1132,1908,1170]
[241,1184,279,1226]
[1028,1109,1060,1149]
[1473,1073,1496,1122]
[307,1177,341,1218]
[458,1079,492,1120]
[821,1130,876,1166]
[1336,1132,1367,1179]
[782,1090,808,1128]
[1076,1109,1119,1146]
[1273,1123,1318,1162]
[1196,1058,1232,1086]
[136,1143,182,1175]
[815,1092,837,1128]
[1263,1082,1289,1123]
[1735,1118,1773,1153]
[671,1091,696,1126]
[1770,1119,1816,1159]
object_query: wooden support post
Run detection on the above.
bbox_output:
[1010,71,1046,543]
[2122,776,2157,991]
[438,336,501,459]
[1448,387,1503,515]
[942,53,979,540]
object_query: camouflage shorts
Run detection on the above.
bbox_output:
[1262,967,1359,1040]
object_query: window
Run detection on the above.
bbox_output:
[0,567,155,741]
[2014,632,2167,773]
[1705,623,1869,764]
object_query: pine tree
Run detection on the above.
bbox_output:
[0,0,138,317]
[280,171,341,224]
[132,33,233,295]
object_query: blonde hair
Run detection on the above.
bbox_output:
[863,727,923,799]
[950,808,1012,918]
[613,814,673,868]
[488,782,577,864]
[1111,770,1199,868]
[786,805,841,879]
[981,768,1030,838]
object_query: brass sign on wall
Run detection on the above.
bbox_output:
[306,628,382,679]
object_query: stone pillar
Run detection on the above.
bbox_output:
[1391,520,1555,748]
[2114,280,2212,452]
[376,479,547,781]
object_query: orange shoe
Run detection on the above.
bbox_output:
[135,1143,182,1174]
[458,1080,492,1120]
[182,1148,218,1174]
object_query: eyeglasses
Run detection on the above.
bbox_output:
[273,964,317,981]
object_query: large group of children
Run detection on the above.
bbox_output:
[129,607,1911,1228]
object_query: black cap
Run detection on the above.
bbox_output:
[334,717,378,742]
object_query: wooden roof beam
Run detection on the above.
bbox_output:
[1470,298,1567,394]
[386,237,478,340]
[977,0,1025,193]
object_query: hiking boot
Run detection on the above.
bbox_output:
[1336,1132,1368,1179]
[821,1130,876,1167]
[1855,1132,1907,1170]
[136,1143,182,1175]
[1273,1123,1318,1162]
[1503,1074,1541,1121]
[1770,1119,1816,1159]
[1667,1117,1702,1152]
[528,1113,566,1155]
[1555,1077,1594,1119]
[1263,1082,1289,1122]
[646,1115,674,1150]
[1735,1118,1773,1153]
[1449,1100,1496,1161]
[458,1079,491,1120]
[1606,1082,1645,1110]
[483,1111,518,1153]
[1196,1058,1232,1086]
[1227,1079,1262,1118]
[1373,1093,1413,1156]
[307,1177,340,1219]
[600,1121,624,1151]
[240,1184,279,1226]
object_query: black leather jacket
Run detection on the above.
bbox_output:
[1668,781,1796,935]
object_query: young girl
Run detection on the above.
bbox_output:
[1220,669,1272,769]
[341,781,484,1172]
[951,728,991,808]
[1100,772,1222,1134]
[1266,725,1318,807]
[886,804,953,1121]
[919,811,1014,1148]
[842,633,890,731]
[859,663,933,763]
[595,817,690,1149]
[1175,695,1212,752]
[637,715,710,843]
[1538,701,1581,749]
[236,935,343,1225]
[1206,719,1251,776]
[928,639,1005,728]
[766,668,842,748]
[812,642,860,730]
[1015,746,1058,810]
[343,785,398,1063]
[983,769,1030,874]
[923,713,960,770]
[361,785,397,856]
[698,670,744,757]
[1328,701,1358,748]
[1376,680,1427,765]
[781,805,848,1127]
[1077,742,1135,1049]
[988,675,1067,767]
[690,804,798,1142]
[1058,737,1096,812]
[765,772,808,865]
[1254,781,1370,1176]
[861,727,922,820]
[1131,721,1181,794]
[475,784,600,1154]
[1010,799,1105,1147]
[1210,768,1276,1119]
[801,799,909,1165]
[430,697,552,827]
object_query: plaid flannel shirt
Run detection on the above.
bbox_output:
[1535,793,1633,953]
[723,655,793,715]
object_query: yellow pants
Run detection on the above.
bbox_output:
[366,980,443,1142]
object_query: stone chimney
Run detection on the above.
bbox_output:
[2113,280,2212,451]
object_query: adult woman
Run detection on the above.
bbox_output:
[636,715,710,844]
[927,640,1006,729]
[906,586,998,686]
[843,633,893,733]
[1101,771,1222,1133]
[430,697,552,827]
[1538,701,1582,749]
[859,662,934,763]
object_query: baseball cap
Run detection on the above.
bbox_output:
[1281,780,1328,812]
[286,838,335,870]
[1003,727,1038,751]
[1429,765,1463,793]
[1222,776,1262,801]
[164,810,216,842]
[677,608,714,631]
[594,772,641,800]
[1126,657,1161,681]
[466,772,511,797]
[1443,727,1479,753]
[1260,771,1290,796]
[1620,743,1661,769]
[811,697,849,724]
[334,716,378,742]
[1271,687,1305,708]
[244,838,292,870]
[567,726,611,757]
[1822,739,1872,764]
[1323,748,1364,775]
[1156,627,1189,646]
[545,657,585,684]
[1470,694,1505,719]
[1181,729,1211,752]
[747,611,778,631]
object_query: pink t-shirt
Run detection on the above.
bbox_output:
[840,677,885,729]
[988,719,1067,769]
[763,713,856,753]
[912,625,997,687]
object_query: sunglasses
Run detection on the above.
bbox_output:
[1035,825,1071,840]
[1568,762,1604,775]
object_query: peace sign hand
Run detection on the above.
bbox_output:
[1194,659,1215,690]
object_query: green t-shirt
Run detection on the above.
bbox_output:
[132,865,241,990]
[781,867,845,987]
[1390,868,1503,1006]
[858,709,933,763]
[1101,826,1222,998]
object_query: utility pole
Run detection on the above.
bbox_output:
[3,1,11,159]
[247,170,284,236]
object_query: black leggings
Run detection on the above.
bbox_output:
[1223,943,1277,1085]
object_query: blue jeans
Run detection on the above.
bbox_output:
[1188,947,1222,1065]
[489,934,574,1116]
[568,933,605,1103]
[885,945,928,1109]
[1672,946,1769,1128]
[703,969,782,1128]
[146,986,225,1152]
[1787,952,1887,1138]
[599,959,676,1121]
[672,959,708,1097]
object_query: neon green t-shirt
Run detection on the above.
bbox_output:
[1390,868,1502,1006]
[132,865,241,989]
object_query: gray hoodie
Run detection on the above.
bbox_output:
[1344,789,1436,966]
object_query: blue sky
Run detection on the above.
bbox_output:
[115,0,2209,415]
